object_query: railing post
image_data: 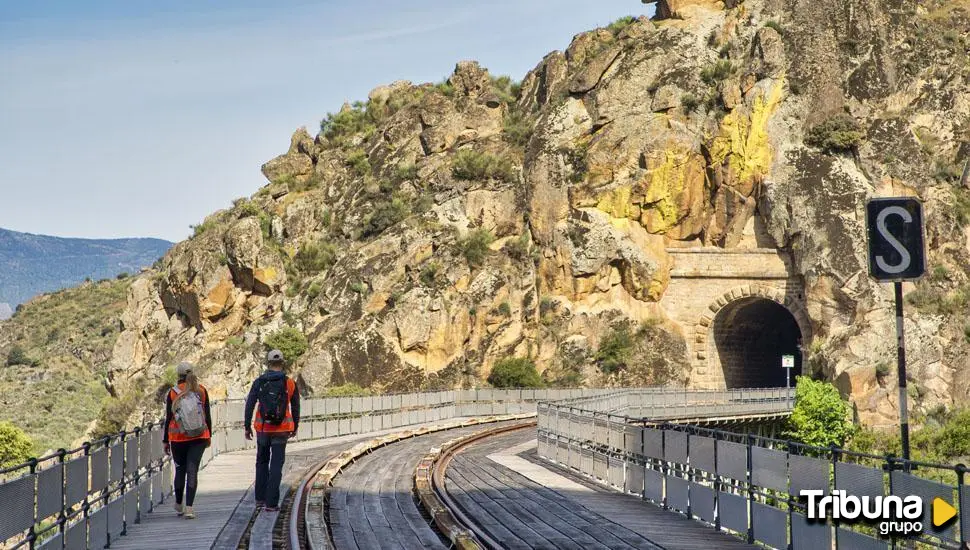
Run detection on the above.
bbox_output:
[27,457,38,550]
[957,463,967,549]
[661,423,669,511]
[746,433,755,545]
[830,444,840,550]
[713,430,721,533]
[56,448,67,543]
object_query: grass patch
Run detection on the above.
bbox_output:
[363,196,411,237]
[804,114,865,153]
[700,60,734,86]
[452,150,516,182]
[460,229,495,267]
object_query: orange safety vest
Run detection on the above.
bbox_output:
[167,383,211,443]
[254,377,296,434]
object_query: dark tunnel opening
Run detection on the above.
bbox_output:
[712,297,803,388]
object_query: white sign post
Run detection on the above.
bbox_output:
[782,354,795,407]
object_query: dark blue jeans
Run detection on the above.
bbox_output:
[254,433,288,507]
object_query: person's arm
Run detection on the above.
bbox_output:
[244,379,260,437]
[162,391,172,451]
[289,380,300,435]
[203,388,213,432]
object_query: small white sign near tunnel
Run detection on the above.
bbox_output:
[782,355,794,368]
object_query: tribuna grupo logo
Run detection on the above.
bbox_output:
[801,490,956,536]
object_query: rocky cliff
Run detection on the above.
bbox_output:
[92,0,970,431]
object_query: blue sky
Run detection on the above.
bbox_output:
[0,1,652,242]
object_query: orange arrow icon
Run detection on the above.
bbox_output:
[933,497,956,527]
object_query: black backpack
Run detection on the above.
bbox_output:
[257,376,288,425]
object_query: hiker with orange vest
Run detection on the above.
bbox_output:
[162,362,212,519]
[244,349,301,511]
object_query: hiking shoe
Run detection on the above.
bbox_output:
[184,506,195,519]
[173,503,184,516]
[255,501,265,509]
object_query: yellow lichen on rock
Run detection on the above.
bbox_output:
[639,147,699,235]
[595,185,632,219]
[710,78,786,196]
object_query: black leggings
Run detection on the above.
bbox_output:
[171,439,207,506]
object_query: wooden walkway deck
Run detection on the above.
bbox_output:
[449,430,755,550]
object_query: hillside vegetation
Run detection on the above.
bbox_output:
[0,278,130,453]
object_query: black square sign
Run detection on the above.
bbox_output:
[866,197,925,281]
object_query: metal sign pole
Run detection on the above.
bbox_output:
[786,365,791,408]
[895,281,910,461]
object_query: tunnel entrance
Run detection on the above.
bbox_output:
[712,297,803,388]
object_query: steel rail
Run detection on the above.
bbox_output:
[428,420,536,550]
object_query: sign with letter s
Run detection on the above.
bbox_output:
[866,197,925,281]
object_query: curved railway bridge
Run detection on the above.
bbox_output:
[2,387,966,550]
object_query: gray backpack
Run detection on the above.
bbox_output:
[172,387,207,437]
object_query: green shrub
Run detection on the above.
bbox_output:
[763,20,785,35]
[434,80,455,98]
[784,377,854,448]
[320,101,378,147]
[235,200,262,219]
[700,60,734,86]
[6,345,35,367]
[306,281,323,300]
[490,75,521,105]
[875,362,891,378]
[322,383,371,397]
[263,327,308,365]
[452,150,516,182]
[487,358,543,388]
[0,422,33,468]
[681,94,700,112]
[394,163,418,182]
[460,229,495,267]
[504,234,530,260]
[907,283,970,315]
[804,114,865,153]
[606,15,637,36]
[363,197,410,237]
[420,262,441,287]
[293,240,337,274]
[346,148,371,176]
[595,324,635,375]
[226,336,246,347]
[503,110,534,148]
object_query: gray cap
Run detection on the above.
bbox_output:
[176,362,194,377]
[266,349,285,363]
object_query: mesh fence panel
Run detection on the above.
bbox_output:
[88,508,107,550]
[645,467,664,503]
[36,464,63,520]
[125,489,138,527]
[665,431,687,464]
[891,471,957,542]
[690,482,715,524]
[752,502,786,549]
[0,475,34,541]
[107,496,123,538]
[644,428,663,459]
[37,531,62,550]
[717,440,747,481]
[608,457,624,489]
[836,528,888,550]
[91,448,109,492]
[690,436,715,474]
[65,518,86,550]
[593,451,608,481]
[65,457,88,508]
[625,463,644,495]
[666,475,688,513]
[751,447,787,492]
[835,462,884,498]
[791,511,831,550]
[109,442,124,483]
[719,491,748,535]
[789,454,829,494]
[139,479,151,516]
[125,437,138,477]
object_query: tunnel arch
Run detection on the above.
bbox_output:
[695,285,813,389]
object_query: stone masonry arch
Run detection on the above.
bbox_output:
[696,285,812,389]
[658,247,813,390]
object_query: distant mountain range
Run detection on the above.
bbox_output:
[0,228,172,317]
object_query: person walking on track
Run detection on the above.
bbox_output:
[163,361,212,519]
[244,349,301,511]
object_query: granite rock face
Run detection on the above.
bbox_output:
[100,2,970,428]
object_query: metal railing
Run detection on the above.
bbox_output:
[0,386,616,549]
[538,389,970,549]
[0,424,170,550]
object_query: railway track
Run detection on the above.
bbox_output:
[286,416,530,550]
